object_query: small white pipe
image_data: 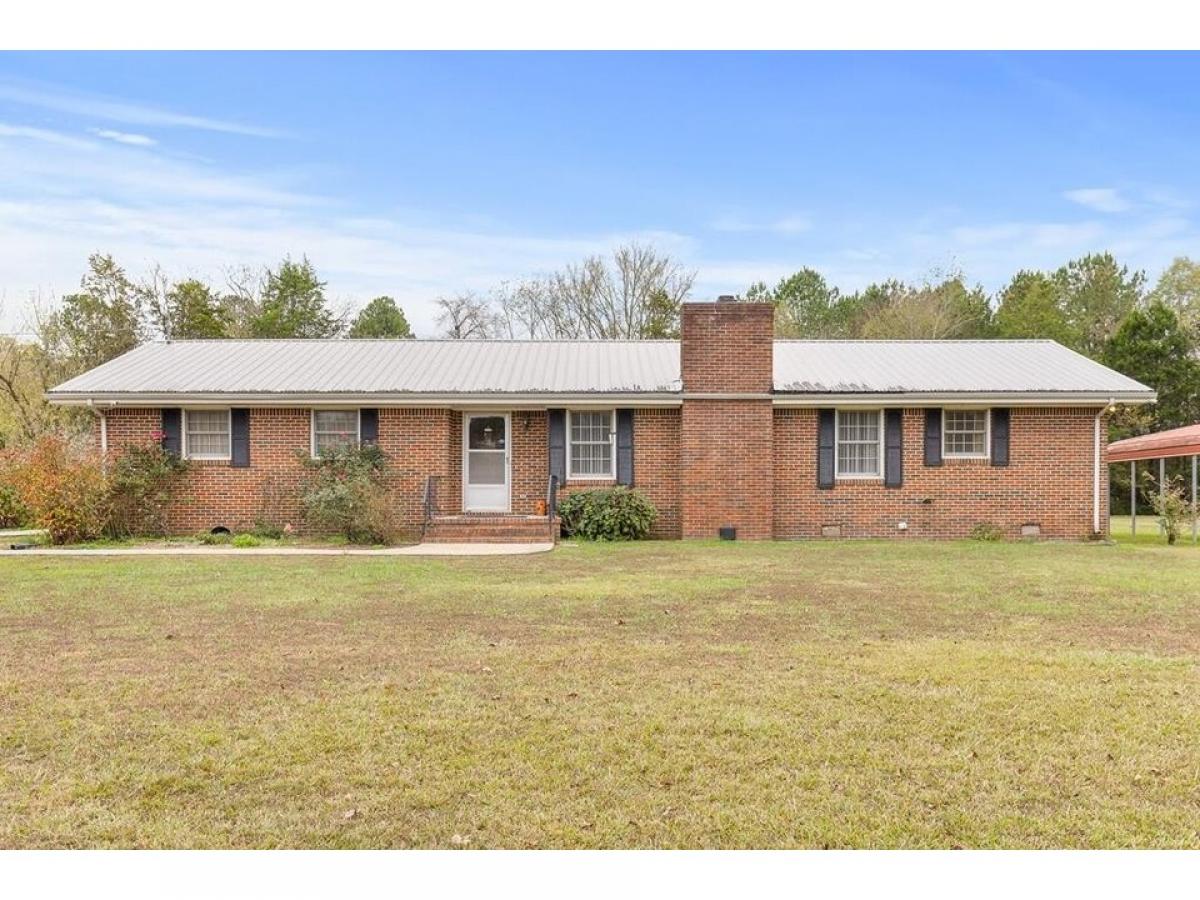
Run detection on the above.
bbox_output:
[1093,409,1101,535]
[100,410,108,456]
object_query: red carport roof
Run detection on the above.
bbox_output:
[1107,423,1200,463]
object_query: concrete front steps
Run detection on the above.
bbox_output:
[423,515,559,544]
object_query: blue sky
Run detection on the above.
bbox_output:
[1,51,1198,336]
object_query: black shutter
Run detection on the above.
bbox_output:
[161,408,182,458]
[548,408,566,483]
[230,408,250,468]
[360,408,379,445]
[990,408,1010,467]
[884,409,903,488]
[616,409,634,486]
[817,408,835,489]
[924,408,942,466]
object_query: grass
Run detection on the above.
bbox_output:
[1110,514,1200,548]
[2,536,1199,848]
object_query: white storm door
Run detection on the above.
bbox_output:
[464,413,510,512]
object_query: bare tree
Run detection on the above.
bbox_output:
[435,291,503,339]
[496,243,695,339]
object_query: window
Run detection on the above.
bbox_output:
[835,409,882,478]
[184,409,231,460]
[312,410,361,456]
[568,410,615,479]
[943,409,989,458]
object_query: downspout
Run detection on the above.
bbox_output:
[1094,400,1113,536]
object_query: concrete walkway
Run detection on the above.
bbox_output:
[0,542,554,558]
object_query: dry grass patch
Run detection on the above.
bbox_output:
[2,539,1200,848]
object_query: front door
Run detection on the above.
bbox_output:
[463,413,510,512]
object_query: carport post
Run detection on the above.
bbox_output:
[1130,461,1136,537]
[1160,458,1167,535]
[1193,455,1197,543]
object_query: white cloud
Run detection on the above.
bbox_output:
[0,120,697,336]
[1063,187,1129,213]
[92,128,157,147]
[0,78,284,138]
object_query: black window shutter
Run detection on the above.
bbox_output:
[548,408,566,483]
[884,409,903,488]
[161,408,182,458]
[924,408,943,466]
[991,408,1010,467]
[616,409,634,485]
[817,408,835,489]
[360,408,379,445]
[230,408,250,467]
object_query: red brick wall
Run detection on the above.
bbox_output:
[681,400,774,539]
[100,407,457,538]
[773,407,1108,540]
[680,301,774,393]
[94,402,1108,541]
[680,301,775,539]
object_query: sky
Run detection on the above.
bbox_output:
[1,51,1198,337]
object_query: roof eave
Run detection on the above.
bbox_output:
[771,390,1157,406]
[44,391,685,408]
[47,388,1157,408]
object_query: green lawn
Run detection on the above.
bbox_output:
[2,538,1199,848]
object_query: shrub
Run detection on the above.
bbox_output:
[252,519,285,540]
[107,441,189,537]
[969,523,1004,542]
[1150,475,1193,545]
[297,443,393,543]
[231,533,262,548]
[0,467,28,528]
[199,531,231,545]
[558,486,656,541]
[11,437,112,544]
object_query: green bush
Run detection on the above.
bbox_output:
[198,531,232,545]
[558,486,656,541]
[231,533,262,548]
[107,441,189,537]
[0,480,28,528]
[297,443,396,544]
[969,523,1005,542]
[252,519,285,540]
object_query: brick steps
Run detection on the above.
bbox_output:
[423,515,558,544]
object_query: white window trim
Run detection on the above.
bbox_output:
[182,408,232,461]
[310,408,362,459]
[834,408,884,480]
[566,409,616,481]
[942,408,991,460]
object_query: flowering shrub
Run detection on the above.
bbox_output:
[297,443,396,543]
[107,441,189,537]
[10,437,112,544]
[1150,475,1193,545]
[558,486,657,540]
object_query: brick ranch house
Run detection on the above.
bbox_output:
[47,300,1154,542]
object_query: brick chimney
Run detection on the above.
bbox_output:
[679,300,775,539]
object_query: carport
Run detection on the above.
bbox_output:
[1106,423,1200,541]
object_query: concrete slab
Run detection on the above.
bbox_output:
[0,542,555,558]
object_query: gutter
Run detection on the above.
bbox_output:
[48,390,1157,409]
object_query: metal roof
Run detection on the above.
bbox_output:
[773,340,1151,396]
[1107,423,1200,463]
[48,339,682,398]
[47,337,1154,404]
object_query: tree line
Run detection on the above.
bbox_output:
[4,245,1200,491]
